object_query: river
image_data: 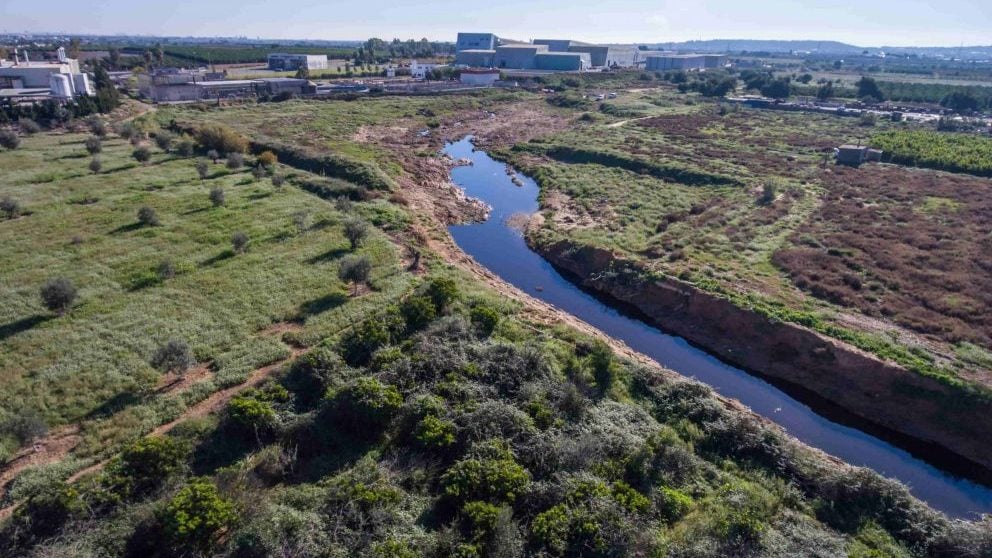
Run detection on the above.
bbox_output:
[444,136,992,519]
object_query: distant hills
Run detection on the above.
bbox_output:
[644,39,992,58]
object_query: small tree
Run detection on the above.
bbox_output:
[87,116,108,137]
[2,409,49,445]
[89,157,102,174]
[226,153,245,170]
[232,231,249,253]
[251,165,266,181]
[0,130,20,150]
[195,160,210,179]
[207,149,220,163]
[339,254,372,295]
[116,436,187,497]
[132,145,152,164]
[154,131,175,152]
[150,339,195,375]
[1,196,20,219]
[759,182,777,205]
[84,135,102,155]
[292,210,309,234]
[209,187,225,207]
[161,480,236,553]
[137,206,160,226]
[40,277,77,315]
[20,119,41,135]
[271,174,286,188]
[343,217,370,250]
[175,137,195,157]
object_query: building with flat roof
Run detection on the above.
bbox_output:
[460,69,501,86]
[267,53,329,71]
[0,47,93,100]
[456,33,498,52]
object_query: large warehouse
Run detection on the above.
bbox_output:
[454,32,635,71]
[267,53,329,72]
[644,54,727,71]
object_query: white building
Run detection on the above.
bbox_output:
[0,48,94,99]
[267,53,329,72]
[410,60,445,80]
[459,69,501,86]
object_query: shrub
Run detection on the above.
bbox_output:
[151,339,196,374]
[0,130,20,150]
[20,118,41,135]
[40,277,77,315]
[442,441,530,504]
[195,123,249,155]
[157,259,176,279]
[401,295,437,330]
[414,414,456,448]
[137,205,159,226]
[462,500,501,541]
[175,137,195,157]
[257,150,278,167]
[426,277,459,310]
[226,152,245,170]
[227,394,276,432]
[160,479,237,553]
[271,174,286,188]
[132,145,152,163]
[1,195,20,219]
[340,318,391,366]
[195,159,210,179]
[588,339,617,392]
[339,254,373,295]
[657,486,693,523]
[343,217,370,250]
[154,130,175,152]
[115,436,188,497]
[470,305,500,335]
[1,409,48,445]
[232,231,249,253]
[88,157,102,174]
[759,182,777,205]
[251,165,266,181]
[207,149,220,162]
[332,377,403,429]
[84,135,102,155]
[209,186,225,207]
[13,482,82,538]
[87,116,108,137]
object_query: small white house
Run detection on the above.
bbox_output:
[459,69,500,86]
[410,60,445,80]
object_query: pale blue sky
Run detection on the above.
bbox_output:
[2,0,989,47]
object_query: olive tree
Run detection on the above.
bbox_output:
[40,277,78,315]
[343,217,370,250]
[232,231,249,253]
[339,254,372,295]
[137,206,160,226]
[150,339,196,375]
[209,187,225,207]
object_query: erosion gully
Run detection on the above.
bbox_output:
[443,136,992,519]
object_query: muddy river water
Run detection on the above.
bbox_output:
[444,136,992,519]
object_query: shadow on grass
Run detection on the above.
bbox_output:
[307,247,348,264]
[299,292,348,318]
[201,249,235,267]
[0,314,52,341]
[288,412,380,485]
[180,206,212,216]
[85,390,145,420]
[57,153,89,160]
[109,222,145,235]
[191,422,263,476]
[247,191,273,200]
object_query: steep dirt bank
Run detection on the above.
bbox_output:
[537,238,992,475]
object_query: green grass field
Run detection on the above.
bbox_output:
[0,131,411,462]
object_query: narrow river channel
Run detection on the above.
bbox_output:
[444,136,992,519]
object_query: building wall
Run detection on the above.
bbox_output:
[455,50,496,67]
[533,39,573,52]
[495,45,547,69]
[268,54,328,71]
[460,72,500,85]
[534,53,588,71]
[702,55,726,68]
[645,55,707,71]
[0,65,71,88]
[456,33,497,52]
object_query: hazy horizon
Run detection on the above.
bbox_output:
[2,0,990,48]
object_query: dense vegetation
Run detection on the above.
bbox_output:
[872,129,992,176]
[4,274,989,557]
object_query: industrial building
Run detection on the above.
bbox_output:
[454,32,636,71]
[0,47,94,100]
[459,69,501,86]
[266,53,329,71]
[138,68,315,103]
[644,54,727,71]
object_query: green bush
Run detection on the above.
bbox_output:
[442,441,530,504]
[587,339,617,392]
[341,318,392,366]
[114,436,188,497]
[414,414,456,448]
[194,123,249,155]
[469,304,500,336]
[161,479,237,553]
[401,295,437,330]
[12,482,83,538]
[462,500,501,541]
[331,377,403,429]
[657,486,693,523]
[227,395,276,432]
[426,277,460,310]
